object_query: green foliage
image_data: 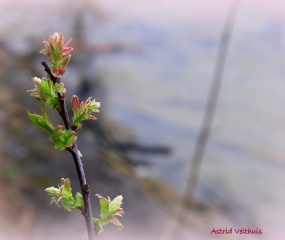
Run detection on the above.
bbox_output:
[29,77,60,109]
[49,125,77,150]
[71,95,100,129]
[40,32,73,77]
[45,180,125,235]
[27,111,55,133]
[74,192,84,208]
[45,178,84,211]
[28,32,124,238]
[27,102,76,150]
[93,194,124,235]
[55,82,66,97]
[27,99,55,133]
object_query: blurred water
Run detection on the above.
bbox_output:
[90,1,285,238]
[1,0,285,238]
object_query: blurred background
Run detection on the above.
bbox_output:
[0,0,285,239]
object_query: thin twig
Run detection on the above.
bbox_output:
[41,61,59,83]
[41,61,96,240]
[170,0,240,238]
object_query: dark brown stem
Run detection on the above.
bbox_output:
[69,144,95,240]
[41,61,59,83]
[41,61,96,240]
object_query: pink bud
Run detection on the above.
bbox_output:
[72,95,80,112]
[40,32,73,76]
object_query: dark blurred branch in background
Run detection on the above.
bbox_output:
[171,0,240,238]
[111,142,170,155]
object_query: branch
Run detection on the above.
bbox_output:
[41,61,96,240]
[41,61,59,83]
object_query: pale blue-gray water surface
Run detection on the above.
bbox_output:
[89,2,285,238]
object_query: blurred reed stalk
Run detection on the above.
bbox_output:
[171,0,240,238]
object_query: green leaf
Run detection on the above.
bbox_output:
[45,186,60,198]
[94,194,124,234]
[27,100,77,151]
[59,179,76,211]
[109,195,124,215]
[49,125,77,150]
[109,195,123,211]
[61,198,75,211]
[97,194,109,224]
[27,97,56,133]
[29,77,60,109]
[93,218,104,235]
[62,178,73,198]
[45,178,83,212]
[50,41,57,64]
[27,110,54,133]
[74,192,84,208]
[71,95,100,129]
[55,82,66,97]
[40,97,54,126]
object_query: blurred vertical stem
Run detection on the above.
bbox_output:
[41,61,96,240]
[171,0,240,238]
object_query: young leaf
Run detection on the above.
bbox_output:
[29,77,60,109]
[27,110,55,133]
[93,218,104,234]
[55,82,66,97]
[74,192,84,208]
[109,217,123,230]
[93,194,124,235]
[45,178,83,212]
[71,95,100,129]
[97,195,109,224]
[40,32,73,77]
[62,177,73,198]
[109,195,124,215]
[49,125,77,150]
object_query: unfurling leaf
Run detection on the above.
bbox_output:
[75,192,84,208]
[27,111,55,133]
[93,218,104,234]
[109,217,123,230]
[72,95,100,129]
[93,194,124,235]
[45,178,84,211]
[109,195,124,218]
[27,100,55,133]
[55,82,66,97]
[40,32,73,77]
[29,77,60,109]
[49,125,77,150]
